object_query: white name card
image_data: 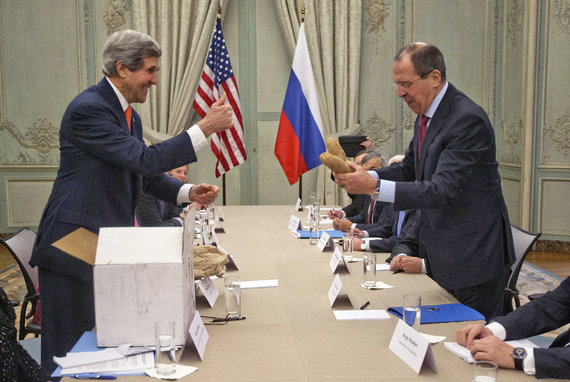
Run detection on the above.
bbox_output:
[328,274,343,307]
[288,215,301,232]
[217,244,239,270]
[388,319,437,374]
[189,311,209,360]
[198,277,219,307]
[317,231,334,252]
[329,247,343,273]
[217,206,225,221]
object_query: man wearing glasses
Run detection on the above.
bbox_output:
[334,42,515,320]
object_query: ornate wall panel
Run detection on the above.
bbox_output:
[539,178,570,235]
[501,175,522,227]
[4,175,55,227]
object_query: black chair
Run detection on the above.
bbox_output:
[0,228,41,340]
[504,225,541,313]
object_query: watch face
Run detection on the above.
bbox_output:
[512,347,527,359]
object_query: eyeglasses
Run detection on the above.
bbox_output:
[393,70,434,90]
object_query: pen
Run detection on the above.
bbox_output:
[392,269,403,274]
[360,301,370,310]
[212,316,246,322]
[72,374,117,380]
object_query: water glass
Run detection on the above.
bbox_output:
[342,232,353,261]
[403,295,421,330]
[309,202,320,245]
[472,360,498,382]
[363,252,376,287]
[154,321,176,375]
[224,276,241,318]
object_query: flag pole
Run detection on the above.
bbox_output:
[218,2,225,206]
[297,1,305,202]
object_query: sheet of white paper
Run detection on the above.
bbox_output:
[445,339,537,364]
[54,348,124,369]
[240,279,279,289]
[146,364,199,379]
[333,309,391,320]
[376,263,390,271]
[360,281,394,289]
[59,351,155,375]
[420,333,446,344]
[320,218,333,225]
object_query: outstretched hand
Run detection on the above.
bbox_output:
[189,183,220,205]
[334,161,377,195]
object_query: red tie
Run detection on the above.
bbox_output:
[417,115,430,155]
[367,198,375,224]
[125,105,132,132]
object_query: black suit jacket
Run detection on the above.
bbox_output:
[374,83,515,290]
[30,78,197,281]
[349,198,390,226]
[493,276,570,379]
[342,194,368,219]
[136,192,183,227]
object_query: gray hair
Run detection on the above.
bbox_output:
[361,151,387,168]
[102,29,162,76]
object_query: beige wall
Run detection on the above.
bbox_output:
[1,0,569,241]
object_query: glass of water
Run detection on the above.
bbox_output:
[154,321,176,375]
[403,295,421,330]
[363,252,377,287]
[224,276,241,318]
[472,360,497,382]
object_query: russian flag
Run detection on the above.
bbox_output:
[274,23,326,185]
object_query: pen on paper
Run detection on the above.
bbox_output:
[360,301,370,310]
[72,375,117,380]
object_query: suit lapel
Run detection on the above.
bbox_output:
[96,78,131,134]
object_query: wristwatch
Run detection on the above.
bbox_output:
[371,180,380,200]
[512,347,527,370]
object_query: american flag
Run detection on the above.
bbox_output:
[193,17,246,177]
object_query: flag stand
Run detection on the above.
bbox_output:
[298,175,303,201]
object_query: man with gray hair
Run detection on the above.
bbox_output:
[30,29,233,373]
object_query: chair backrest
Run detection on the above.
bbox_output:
[507,225,541,290]
[1,228,38,295]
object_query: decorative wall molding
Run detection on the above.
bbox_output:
[543,111,570,160]
[361,111,396,149]
[0,119,59,156]
[553,0,570,34]
[507,0,524,43]
[104,0,130,35]
[365,0,391,52]
[500,119,522,164]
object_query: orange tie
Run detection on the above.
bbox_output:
[125,105,132,132]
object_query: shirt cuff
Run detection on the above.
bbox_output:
[171,217,184,226]
[341,210,347,218]
[376,180,396,203]
[177,183,194,204]
[187,124,207,152]
[524,351,536,375]
[486,322,507,340]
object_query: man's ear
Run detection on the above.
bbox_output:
[115,61,128,78]
[430,69,442,87]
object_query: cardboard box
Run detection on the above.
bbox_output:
[52,211,196,347]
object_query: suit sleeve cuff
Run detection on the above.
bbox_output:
[187,124,207,152]
[177,183,194,204]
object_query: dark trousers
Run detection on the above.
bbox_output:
[39,267,95,375]
[447,274,506,321]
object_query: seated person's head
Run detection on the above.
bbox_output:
[354,149,373,165]
[168,165,188,183]
[360,152,386,171]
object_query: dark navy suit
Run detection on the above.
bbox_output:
[493,276,570,379]
[30,78,197,372]
[374,83,515,319]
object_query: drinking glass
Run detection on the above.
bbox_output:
[224,276,241,318]
[309,202,320,245]
[342,232,353,261]
[363,252,376,287]
[472,360,498,382]
[154,321,176,375]
[403,295,421,330]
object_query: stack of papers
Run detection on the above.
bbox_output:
[52,332,154,377]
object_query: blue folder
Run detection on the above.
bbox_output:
[387,303,485,324]
[51,331,145,377]
[296,229,344,239]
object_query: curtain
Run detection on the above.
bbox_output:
[132,0,228,138]
[275,0,362,205]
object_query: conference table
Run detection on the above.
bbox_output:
[62,205,551,381]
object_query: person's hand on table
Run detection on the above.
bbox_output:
[470,336,516,369]
[389,254,405,271]
[189,184,219,205]
[328,209,343,219]
[334,161,377,195]
[399,256,423,273]
[351,227,364,237]
[353,236,363,251]
[456,323,494,348]
[333,218,352,231]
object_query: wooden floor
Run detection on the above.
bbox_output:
[526,251,570,279]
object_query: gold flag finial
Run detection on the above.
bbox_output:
[301,1,305,22]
